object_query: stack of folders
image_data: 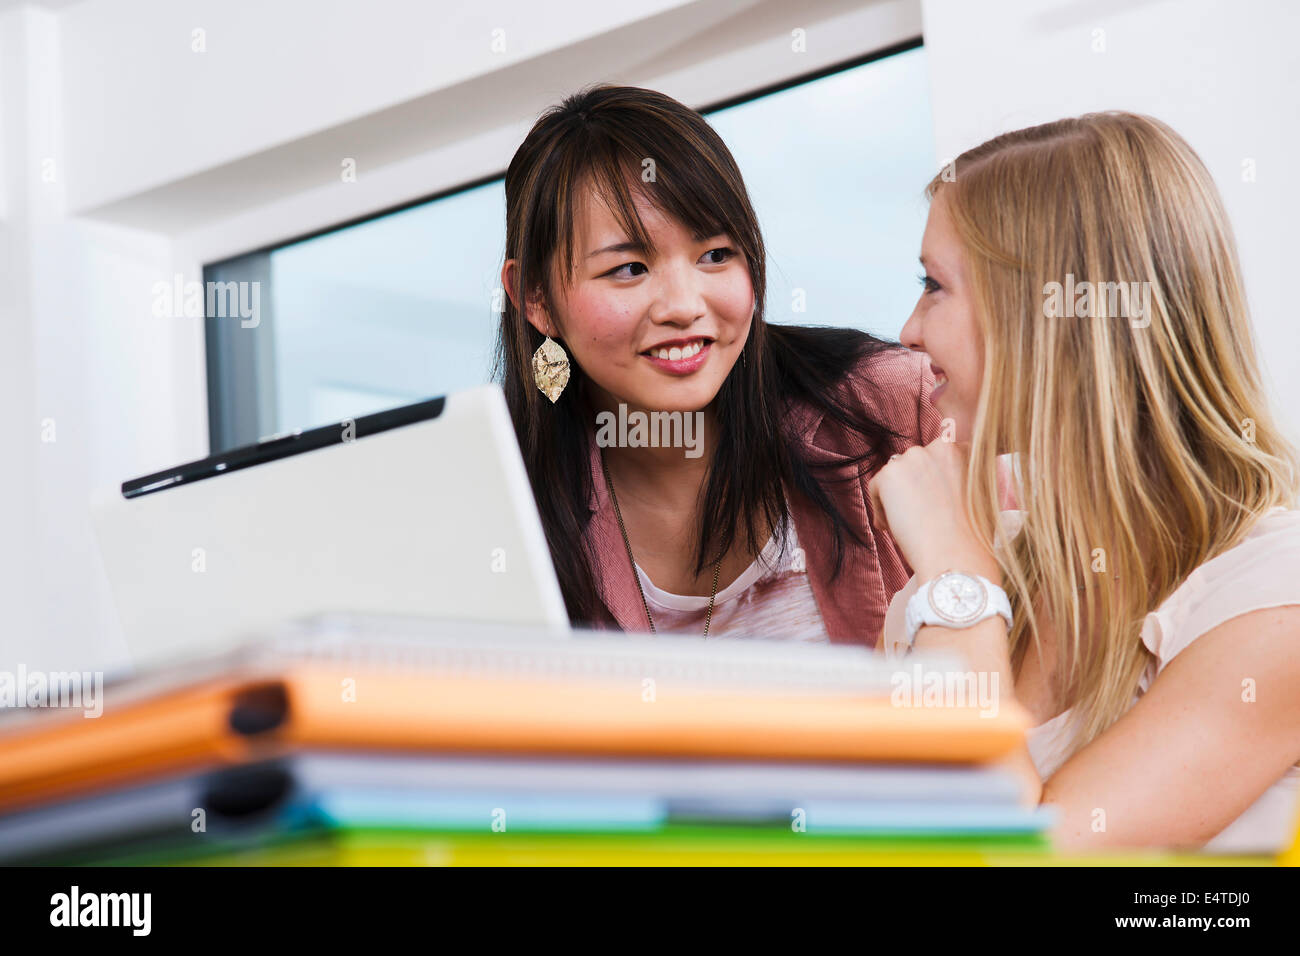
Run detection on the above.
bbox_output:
[0,615,1054,865]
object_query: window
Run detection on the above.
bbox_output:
[205,40,934,452]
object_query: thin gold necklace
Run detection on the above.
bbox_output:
[600,449,721,637]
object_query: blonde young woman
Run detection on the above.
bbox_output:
[870,112,1300,852]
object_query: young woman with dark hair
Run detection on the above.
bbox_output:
[494,84,939,643]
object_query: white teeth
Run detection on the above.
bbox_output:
[652,341,705,361]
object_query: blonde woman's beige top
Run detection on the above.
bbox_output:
[885,506,1300,853]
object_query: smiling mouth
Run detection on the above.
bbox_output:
[640,336,713,361]
[931,364,948,390]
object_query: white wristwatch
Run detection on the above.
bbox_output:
[903,570,1013,649]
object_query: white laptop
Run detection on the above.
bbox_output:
[92,384,570,669]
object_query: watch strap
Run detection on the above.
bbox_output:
[903,574,1012,649]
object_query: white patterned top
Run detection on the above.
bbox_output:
[632,510,830,644]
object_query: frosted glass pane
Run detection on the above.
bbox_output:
[269,182,507,434]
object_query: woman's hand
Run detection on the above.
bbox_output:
[866,439,999,583]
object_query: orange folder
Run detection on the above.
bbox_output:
[0,663,1031,814]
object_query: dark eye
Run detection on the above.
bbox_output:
[607,261,648,278]
[918,273,941,294]
[702,247,736,265]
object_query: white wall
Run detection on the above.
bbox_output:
[0,7,180,673]
[920,0,1300,444]
[0,7,42,660]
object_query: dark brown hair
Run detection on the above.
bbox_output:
[493,84,909,627]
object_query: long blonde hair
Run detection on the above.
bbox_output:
[929,112,1299,758]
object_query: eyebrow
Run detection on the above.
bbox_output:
[586,232,729,260]
[587,241,646,259]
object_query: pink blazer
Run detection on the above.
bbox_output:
[580,347,942,646]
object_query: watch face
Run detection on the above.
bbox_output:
[928,572,988,624]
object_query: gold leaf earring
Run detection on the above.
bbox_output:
[532,334,570,403]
